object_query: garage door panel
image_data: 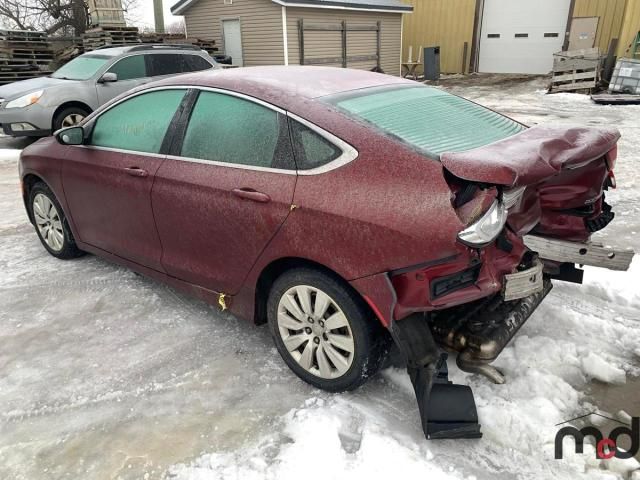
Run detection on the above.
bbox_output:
[479,0,571,74]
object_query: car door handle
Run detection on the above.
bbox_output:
[231,188,271,203]
[123,167,149,178]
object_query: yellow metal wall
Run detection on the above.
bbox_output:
[572,0,627,53]
[400,0,476,74]
[617,0,640,57]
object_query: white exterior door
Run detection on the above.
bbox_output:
[478,0,571,74]
[222,19,244,67]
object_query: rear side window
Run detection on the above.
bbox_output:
[147,54,183,76]
[289,119,341,170]
[91,89,186,153]
[180,91,283,168]
[183,55,213,72]
[108,55,147,80]
[328,86,525,156]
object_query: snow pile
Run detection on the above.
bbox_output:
[581,353,626,385]
[0,149,20,164]
[168,397,463,480]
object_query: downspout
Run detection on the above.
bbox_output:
[400,12,404,76]
[282,5,289,65]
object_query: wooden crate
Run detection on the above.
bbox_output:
[87,0,126,27]
[549,48,601,93]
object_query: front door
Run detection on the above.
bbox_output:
[152,89,296,294]
[96,54,152,104]
[62,88,187,270]
[222,19,244,66]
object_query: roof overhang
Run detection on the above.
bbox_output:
[172,0,412,16]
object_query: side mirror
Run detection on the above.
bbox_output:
[99,72,118,83]
[56,126,85,145]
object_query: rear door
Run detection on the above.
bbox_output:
[62,88,188,270]
[152,89,296,294]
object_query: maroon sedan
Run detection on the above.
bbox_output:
[19,67,633,439]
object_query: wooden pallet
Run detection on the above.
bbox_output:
[138,34,218,54]
[82,26,140,51]
[591,93,640,104]
[549,48,601,93]
[0,29,54,85]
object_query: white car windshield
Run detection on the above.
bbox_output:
[52,55,111,81]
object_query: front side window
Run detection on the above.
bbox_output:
[180,91,283,168]
[326,86,525,157]
[52,54,111,80]
[91,89,186,153]
[107,55,147,81]
[289,119,341,170]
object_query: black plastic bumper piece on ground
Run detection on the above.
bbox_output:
[391,313,482,440]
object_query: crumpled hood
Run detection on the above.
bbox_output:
[440,126,620,187]
[0,76,72,101]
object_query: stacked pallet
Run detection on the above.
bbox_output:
[549,48,601,94]
[82,26,140,51]
[0,30,54,85]
[139,33,218,55]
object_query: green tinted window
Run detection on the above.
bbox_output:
[331,86,525,156]
[108,55,147,80]
[91,90,185,153]
[52,55,110,80]
[290,120,341,170]
[181,91,280,168]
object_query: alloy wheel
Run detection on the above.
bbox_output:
[33,193,64,252]
[277,285,355,379]
[61,113,85,128]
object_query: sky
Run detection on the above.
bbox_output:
[129,0,181,31]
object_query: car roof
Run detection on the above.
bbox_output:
[150,66,414,111]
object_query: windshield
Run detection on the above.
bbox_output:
[52,55,111,80]
[326,86,525,157]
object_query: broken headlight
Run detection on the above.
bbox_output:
[457,199,507,248]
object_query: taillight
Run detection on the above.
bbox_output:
[457,199,508,248]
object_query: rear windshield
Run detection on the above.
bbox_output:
[52,54,111,80]
[326,86,525,157]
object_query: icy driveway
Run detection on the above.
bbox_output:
[1,78,640,480]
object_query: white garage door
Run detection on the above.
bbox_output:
[479,0,571,74]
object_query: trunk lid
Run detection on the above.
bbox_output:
[441,126,620,242]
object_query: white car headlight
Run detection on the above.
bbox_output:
[457,199,508,247]
[5,90,44,109]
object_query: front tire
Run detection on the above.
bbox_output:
[267,268,388,392]
[53,106,89,131]
[29,182,83,259]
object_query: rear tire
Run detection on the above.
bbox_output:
[267,267,389,392]
[53,106,89,131]
[29,182,83,259]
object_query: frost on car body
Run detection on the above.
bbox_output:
[18,66,635,441]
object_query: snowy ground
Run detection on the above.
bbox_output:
[1,76,640,480]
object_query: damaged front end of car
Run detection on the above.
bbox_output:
[356,125,635,441]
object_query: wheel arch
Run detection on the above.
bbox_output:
[253,256,383,328]
[22,173,46,224]
[51,101,93,130]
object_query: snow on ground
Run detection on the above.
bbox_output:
[0,77,639,480]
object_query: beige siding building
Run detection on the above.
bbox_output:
[170,0,412,76]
